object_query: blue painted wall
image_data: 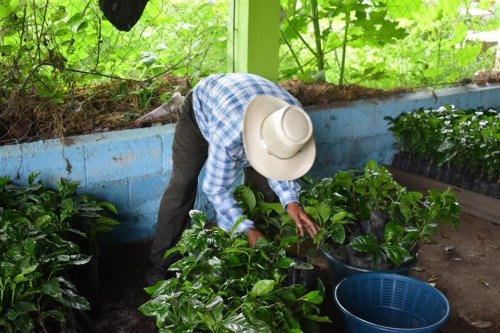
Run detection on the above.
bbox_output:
[1,84,499,245]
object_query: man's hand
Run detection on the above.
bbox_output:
[246,228,265,247]
[286,202,318,238]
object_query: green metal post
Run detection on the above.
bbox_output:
[227,0,280,82]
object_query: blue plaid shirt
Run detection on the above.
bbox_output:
[192,73,302,233]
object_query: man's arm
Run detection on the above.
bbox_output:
[202,143,254,233]
[268,179,318,238]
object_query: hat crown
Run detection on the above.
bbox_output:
[282,106,312,143]
[261,105,313,159]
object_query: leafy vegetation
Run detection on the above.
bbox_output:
[236,161,460,269]
[139,210,329,333]
[0,0,227,95]
[0,173,119,332]
[279,0,499,86]
[386,105,500,186]
[0,0,497,97]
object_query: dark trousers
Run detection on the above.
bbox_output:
[149,93,278,268]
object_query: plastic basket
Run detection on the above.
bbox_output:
[334,273,450,333]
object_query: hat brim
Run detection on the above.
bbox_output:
[243,95,316,181]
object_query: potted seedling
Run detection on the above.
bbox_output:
[385,105,500,199]
[0,173,119,332]
[139,210,330,332]
[300,160,460,282]
[235,160,460,283]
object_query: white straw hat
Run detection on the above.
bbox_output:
[243,95,316,181]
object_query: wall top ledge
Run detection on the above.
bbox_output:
[306,83,500,111]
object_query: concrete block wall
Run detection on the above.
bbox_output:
[308,84,500,178]
[1,84,499,246]
[0,125,175,245]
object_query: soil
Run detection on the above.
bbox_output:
[91,212,500,333]
[2,70,500,146]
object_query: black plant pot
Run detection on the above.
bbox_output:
[408,156,421,174]
[435,166,451,183]
[487,182,500,199]
[472,177,482,193]
[391,153,403,169]
[460,174,474,192]
[68,256,102,318]
[449,169,462,187]
[285,258,320,292]
[400,154,413,172]
[427,163,439,179]
[415,158,429,176]
[479,179,490,196]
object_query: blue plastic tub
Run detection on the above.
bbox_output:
[334,273,450,333]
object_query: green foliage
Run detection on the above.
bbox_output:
[1,0,497,106]
[139,210,329,332]
[237,161,460,267]
[0,173,119,332]
[386,105,500,181]
[280,0,408,84]
[0,0,227,98]
[306,161,460,266]
[279,0,498,87]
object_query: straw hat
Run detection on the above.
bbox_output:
[242,95,316,181]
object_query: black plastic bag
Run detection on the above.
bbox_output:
[99,0,149,31]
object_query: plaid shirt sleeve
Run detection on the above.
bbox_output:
[268,179,301,208]
[201,142,254,233]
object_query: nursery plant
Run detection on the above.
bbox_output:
[386,105,500,198]
[0,173,119,332]
[139,210,330,333]
[236,160,460,271]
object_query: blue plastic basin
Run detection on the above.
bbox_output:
[334,272,450,333]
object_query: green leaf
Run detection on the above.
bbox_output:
[330,223,346,244]
[60,288,90,310]
[250,280,275,296]
[223,313,265,333]
[35,214,55,228]
[332,211,348,223]
[384,221,404,242]
[41,279,63,299]
[14,301,37,314]
[14,264,38,283]
[44,309,66,321]
[234,185,257,212]
[300,290,323,304]
[382,244,412,266]
[11,314,33,333]
[350,234,379,253]
[27,172,40,185]
[305,314,331,323]
[54,254,91,265]
[316,202,331,223]
[206,296,224,322]
[98,201,118,215]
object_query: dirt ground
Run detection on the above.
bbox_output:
[410,214,500,333]
[90,212,500,333]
